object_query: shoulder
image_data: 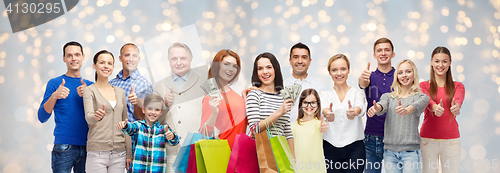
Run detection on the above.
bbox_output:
[381,92,392,99]
[419,81,430,88]
[114,86,126,94]
[454,81,464,88]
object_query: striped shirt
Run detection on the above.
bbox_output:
[109,70,153,122]
[246,89,293,140]
[122,120,179,173]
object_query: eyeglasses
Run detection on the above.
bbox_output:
[301,101,318,108]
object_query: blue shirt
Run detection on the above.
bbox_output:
[172,71,189,90]
[110,70,153,122]
[363,67,395,136]
[38,74,94,146]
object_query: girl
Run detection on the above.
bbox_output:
[321,54,367,173]
[83,50,131,172]
[246,52,294,153]
[200,49,247,149]
[292,88,328,173]
[367,59,430,173]
[419,47,465,173]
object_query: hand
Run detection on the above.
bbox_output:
[324,103,335,122]
[241,86,259,100]
[320,114,328,133]
[165,125,175,140]
[360,62,371,82]
[433,99,445,117]
[165,89,175,107]
[128,85,138,105]
[395,100,409,116]
[346,100,356,120]
[450,98,461,116]
[54,79,70,99]
[94,104,107,121]
[116,119,128,130]
[77,78,87,97]
[279,99,294,115]
[367,100,379,117]
[208,95,220,113]
[126,159,132,171]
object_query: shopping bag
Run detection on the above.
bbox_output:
[255,126,278,173]
[269,135,295,173]
[226,133,259,173]
[195,141,207,173]
[173,132,205,173]
[186,144,197,173]
[199,139,232,173]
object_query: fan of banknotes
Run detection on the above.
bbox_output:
[280,83,302,102]
[200,78,223,100]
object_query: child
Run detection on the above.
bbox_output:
[116,94,180,173]
[291,88,328,173]
[367,59,430,173]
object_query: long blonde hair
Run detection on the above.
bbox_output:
[390,59,422,98]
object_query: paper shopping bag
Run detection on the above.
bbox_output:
[226,133,259,173]
[199,139,232,173]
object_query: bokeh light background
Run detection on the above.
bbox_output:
[0,0,499,172]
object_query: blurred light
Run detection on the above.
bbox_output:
[120,0,129,7]
[491,26,497,33]
[31,59,38,67]
[266,43,274,51]
[325,0,334,7]
[441,7,450,16]
[106,35,115,43]
[310,22,318,29]
[458,74,465,81]
[457,65,464,73]
[469,145,486,160]
[286,0,294,6]
[340,37,349,45]
[0,76,4,84]
[407,50,416,59]
[473,99,489,114]
[458,11,466,18]
[337,25,346,33]
[408,22,417,31]
[302,0,310,7]
[416,51,424,59]
[474,37,481,45]
[311,35,320,43]
[132,25,141,32]
[367,23,377,31]
[274,5,283,13]
[18,55,24,63]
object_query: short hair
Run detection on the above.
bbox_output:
[327,54,350,72]
[63,41,84,56]
[168,42,193,58]
[251,52,284,92]
[373,38,394,52]
[92,50,114,81]
[143,94,165,109]
[209,49,241,86]
[120,43,139,55]
[289,42,311,59]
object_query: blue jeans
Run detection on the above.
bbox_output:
[364,134,384,173]
[383,149,422,173]
[324,140,365,173]
[51,144,87,173]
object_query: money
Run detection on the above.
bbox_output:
[200,78,223,101]
[280,83,302,103]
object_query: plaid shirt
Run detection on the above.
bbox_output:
[109,70,153,122]
[122,120,179,173]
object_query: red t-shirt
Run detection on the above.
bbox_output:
[200,89,248,149]
[419,81,465,139]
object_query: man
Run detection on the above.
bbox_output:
[109,43,153,169]
[358,37,396,173]
[38,41,93,173]
[284,42,327,122]
[153,42,205,173]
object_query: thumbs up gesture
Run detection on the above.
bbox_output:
[361,62,371,82]
[433,99,445,117]
[346,100,356,120]
[128,85,138,105]
[320,114,329,133]
[54,79,70,99]
[116,119,129,130]
[164,88,175,107]
[323,103,335,122]
[94,104,107,121]
[77,78,87,97]
[367,100,380,117]
[165,125,175,140]
[395,100,409,116]
[450,98,461,116]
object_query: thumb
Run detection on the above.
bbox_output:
[125,119,128,122]
[60,79,66,86]
[366,62,370,70]
[102,104,106,110]
[373,100,377,109]
[398,100,402,106]
[81,78,86,86]
[348,100,352,109]
[130,84,135,94]
[329,103,333,112]
[451,98,456,105]
[439,99,443,107]
[320,114,325,122]
[170,88,174,94]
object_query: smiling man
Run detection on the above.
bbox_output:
[284,42,327,122]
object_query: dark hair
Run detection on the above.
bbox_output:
[251,52,284,92]
[209,49,241,86]
[93,50,115,81]
[373,38,394,52]
[63,41,84,56]
[297,89,321,125]
[289,42,310,59]
[144,94,165,109]
[120,43,139,55]
[429,46,455,113]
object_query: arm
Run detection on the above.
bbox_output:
[376,93,390,116]
[165,125,180,146]
[83,87,99,125]
[38,80,57,123]
[358,62,371,89]
[246,91,290,133]
[409,94,431,117]
[287,138,295,159]
[353,89,367,117]
[200,96,217,135]
[419,81,436,111]
[450,82,465,116]
[122,95,132,159]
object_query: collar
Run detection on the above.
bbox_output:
[288,74,312,84]
[375,67,395,77]
[116,70,141,80]
[138,119,162,128]
[173,71,190,82]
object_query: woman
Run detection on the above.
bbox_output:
[83,50,131,172]
[420,47,465,173]
[246,52,294,152]
[320,54,367,173]
[200,49,247,149]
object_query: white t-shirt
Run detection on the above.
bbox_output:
[284,75,327,123]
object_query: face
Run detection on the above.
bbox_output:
[142,102,163,125]
[120,45,140,72]
[301,94,318,116]
[63,45,85,71]
[257,58,275,87]
[169,47,192,77]
[218,56,239,83]
[397,62,414,87]
[93,54,114,79]
[328,59,350,85]
[373,43,395,65]
[431,53,451,76]
[290,48,311,76]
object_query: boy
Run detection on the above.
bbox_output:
[116,94,179,173]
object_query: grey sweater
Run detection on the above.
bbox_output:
[376,93,430,152]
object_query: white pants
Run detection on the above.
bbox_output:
[165,154,178,173]
[86,150,126,173]
[421,138,461,173]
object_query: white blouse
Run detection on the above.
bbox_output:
[320,87,367,148]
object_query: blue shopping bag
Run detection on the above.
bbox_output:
[172,132,205,173]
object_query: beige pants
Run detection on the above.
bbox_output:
[421,138,461,173]
[86,150,126,173]
[165,154,177,173]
